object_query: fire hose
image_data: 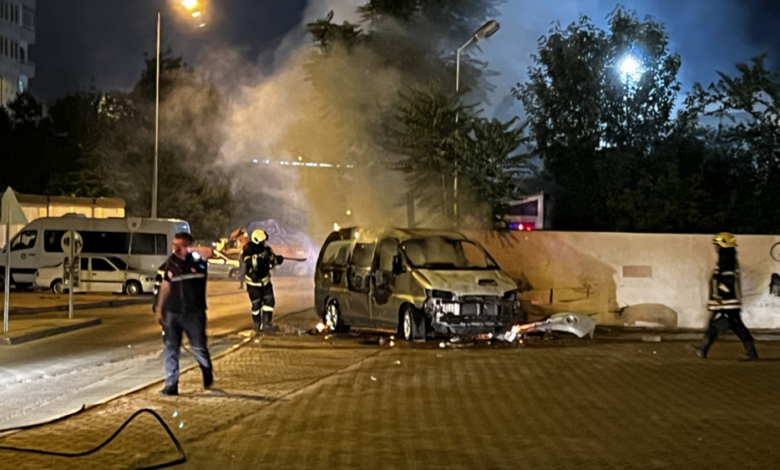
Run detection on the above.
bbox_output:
[0,408,186,469]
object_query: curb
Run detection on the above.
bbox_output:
[0,318,103,346]
[9,298,153,317]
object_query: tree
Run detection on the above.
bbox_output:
[686,55,780,233]
[513,7,682,230]
[385,86,530,227]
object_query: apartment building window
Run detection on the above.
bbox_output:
[22,5,34,30]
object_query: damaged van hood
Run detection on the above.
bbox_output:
[416,269,517,297]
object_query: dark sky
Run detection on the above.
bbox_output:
[31,0,310,101]
[30,0,780,103]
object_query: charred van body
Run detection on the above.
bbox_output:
[314,228,523,341]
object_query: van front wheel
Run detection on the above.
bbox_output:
[401,305,426,342]
[51,280,65,295]
[125,281,142,297]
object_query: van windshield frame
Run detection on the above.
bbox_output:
[401,237,499,271]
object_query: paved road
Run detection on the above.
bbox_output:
[0,278,313,430]
[2,309,780,469]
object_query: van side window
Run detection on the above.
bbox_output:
[322,241,351,267]
[81,258,89,270]
[11,230,37,251]
[156,234,168,255]
[131,233,156,255]
[376,239,398,272]
[351,243,375,268]
[44,231,66,253]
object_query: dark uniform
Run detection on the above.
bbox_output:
[158,252,213,394]
[242,241,283,332]
[699,248,758,360]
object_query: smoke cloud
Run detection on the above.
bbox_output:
[180,0,775,242]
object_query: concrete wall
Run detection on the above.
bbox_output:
[469,231,780,329]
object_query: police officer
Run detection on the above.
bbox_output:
[697,232,759,361]
[242,229,283,333]
[154,232,214,396]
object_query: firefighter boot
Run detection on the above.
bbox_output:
[742,342,759,362]
[252,315,264,334]
[202,366,214,389]
[262,311,279,334]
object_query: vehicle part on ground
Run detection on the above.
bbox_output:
[125,281,142,297]
[515,313,597,339]
[51,279,64,295]
[228,269,238,279]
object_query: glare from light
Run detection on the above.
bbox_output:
[182,0,198,10]
[198,23,207,28]
[298,156,303,161]
[333,223,341,232]
[192,11,202,18]
[252,159,258,164]
[346,210,352,216]
[619,55,642,83]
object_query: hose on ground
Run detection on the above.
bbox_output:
[0,408,186,470]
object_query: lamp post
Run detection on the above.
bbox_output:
[452,20,500,226]
[152,0,205,219]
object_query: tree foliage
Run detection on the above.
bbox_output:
[513,7,682,230]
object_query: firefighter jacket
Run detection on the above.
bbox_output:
[708,259,742,311]
[242,242,283,286]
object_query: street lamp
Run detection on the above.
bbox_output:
[618,55,642,84]
[452,20,500,226]
[152,1,206,219]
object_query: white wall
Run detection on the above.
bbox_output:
[469,231,780,329]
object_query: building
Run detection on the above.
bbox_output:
[0,192,126,247]
[0,0,35,106]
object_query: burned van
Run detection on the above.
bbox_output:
[314,228,522,341]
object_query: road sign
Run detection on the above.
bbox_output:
[61,231,82,319]
[61,231,83,256]
[3,187,28,334]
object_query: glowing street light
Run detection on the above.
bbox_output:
[618,55,642,84]
[182,0,199,10]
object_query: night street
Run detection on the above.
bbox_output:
[2,309,779,469]
[4,0,780,469]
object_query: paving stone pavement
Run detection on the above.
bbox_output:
[2,329,780,469]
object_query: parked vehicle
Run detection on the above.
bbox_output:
[207,251,240,280]
[0,216,189,288]
[35,256,156,296]
[315,227,523,341]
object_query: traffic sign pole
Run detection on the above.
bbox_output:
[3,222,10,333]
[68,236,74,320]
[61,231,83,320]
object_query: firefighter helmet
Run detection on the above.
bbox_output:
[712,232,737,248]
[251,229,268,244]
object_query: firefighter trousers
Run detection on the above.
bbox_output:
[700,309,757,358]
[248,283,276,330]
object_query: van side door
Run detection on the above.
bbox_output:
[345,242,375,325]
[372,238,400,327]
[7,230,39,284]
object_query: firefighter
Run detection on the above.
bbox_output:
[154,232,214,396]
[696,232,759,361]
[243,229,284,333]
